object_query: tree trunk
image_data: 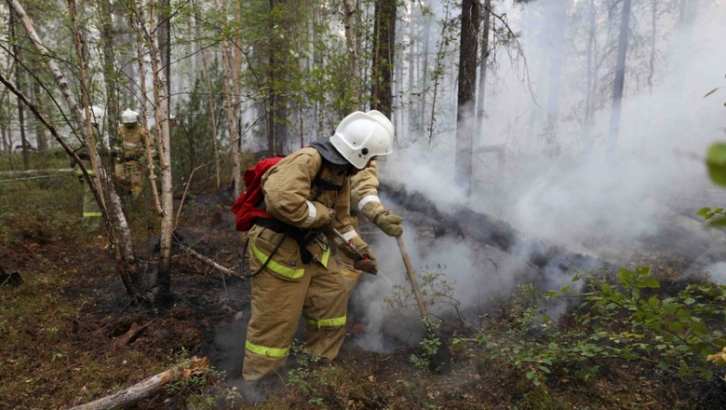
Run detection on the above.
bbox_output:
[157,0,171,110]
[215,0,242,196]
[455,0,479,197]
[475,0,491,145]
[420,17,431,134]
[31,83,48,152]
[581,0,597,159]
[99,0,118,161]
[543,0,570,154]
[339,0,360,110]
[371,0,396,118]
[142,0,174,303]
[130,4,163,216]
[607,0,632,159]
[191,0,221,189]
[9,9,29,169]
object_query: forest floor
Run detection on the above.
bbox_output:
[1,164,726,409]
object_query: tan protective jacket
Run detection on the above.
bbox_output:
[248,147,362,279]
[116,124,147,159]
[350,160,386,222]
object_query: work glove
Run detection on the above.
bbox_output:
[361,201,404,237]
[354,255,378,274]
[373,210,404,237]
[339,236,378,274]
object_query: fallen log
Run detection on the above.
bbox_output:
[70,357,209,410]
[0,168,73,176]
[379,182,615,275]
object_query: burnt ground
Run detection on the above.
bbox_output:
[1,181,726,409]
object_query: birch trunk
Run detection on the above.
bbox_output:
[129,6,163,215]
[214,0,241,196]
[141,0,174,302]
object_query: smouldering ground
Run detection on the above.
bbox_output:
[1,172,725,409]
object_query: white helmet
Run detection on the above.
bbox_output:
[330,110,394,169]
[121,109,139,125]
[84,106,104,125]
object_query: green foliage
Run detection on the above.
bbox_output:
[479,269,726,387]
[410,317,444,369]
[384,264,459,314]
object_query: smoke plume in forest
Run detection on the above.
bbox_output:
[351,0,726,352]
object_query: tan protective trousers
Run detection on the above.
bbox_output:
[333,215,363,299]
[74,160,102,230]
[242,244,348,381]
[114,160,144,198]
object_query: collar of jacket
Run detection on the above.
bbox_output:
[310,137,349,166]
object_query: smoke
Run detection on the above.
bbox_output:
[351,0,726,351]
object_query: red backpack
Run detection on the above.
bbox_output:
[230,157,284,231]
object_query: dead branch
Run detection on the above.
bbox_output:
[174,159,215,229]
[69,357,209,410]
[114,322,149,346]
[178,242,243,279]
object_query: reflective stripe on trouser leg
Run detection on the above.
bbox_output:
[81,164,102,230]
[242,253,311,382]
[302,258,348,361]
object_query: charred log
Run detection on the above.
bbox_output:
[379,182,615,274]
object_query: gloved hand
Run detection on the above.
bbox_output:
[373,210,404,237]
[354,256,378,274]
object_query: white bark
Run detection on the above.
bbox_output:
[215,0,241,196]
[141,0,174,284]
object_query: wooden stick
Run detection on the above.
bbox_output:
[396,236,428,319]
[70,357,209,410]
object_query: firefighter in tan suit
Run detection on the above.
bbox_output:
[114,109,146,198]
[243,110,394,382]
[71,106,105,230]
[337,158,404,298]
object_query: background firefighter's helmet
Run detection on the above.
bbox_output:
[121,109,139,125]
[83,106,104,126]
[330,110,394,169]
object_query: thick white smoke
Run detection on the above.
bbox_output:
[352,0,726,351]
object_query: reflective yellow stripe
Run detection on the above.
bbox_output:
[320,248,330,268]
[245,340,289,357]
[83,212,102,217]
[74,169,95,176]
[305,315,347,328]
[250,241,304,279]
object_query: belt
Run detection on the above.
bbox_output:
[254,217,322,264]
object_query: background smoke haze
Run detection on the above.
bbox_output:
[351,0,726,352]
